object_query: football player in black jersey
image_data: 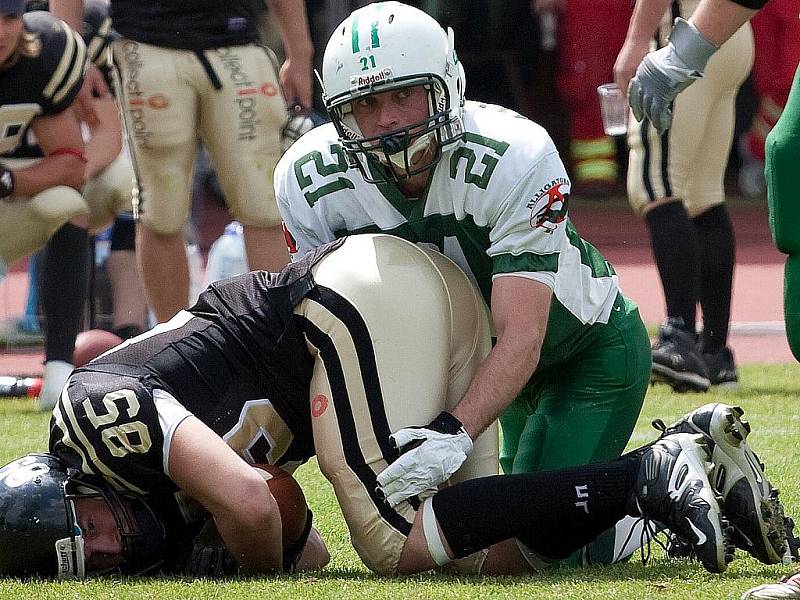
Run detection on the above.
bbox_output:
[0,0,93,412]
[0,235,744,578]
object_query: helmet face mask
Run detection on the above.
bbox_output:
[321,2,465,184]
[0,454,167,579]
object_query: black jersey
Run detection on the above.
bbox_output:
[0,11,86,156]
[109,0,264,51]
[49,239,345,496]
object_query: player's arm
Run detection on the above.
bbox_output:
[168,416,284,573]
[9,107,87,196]
[627,0,762,132]
[48,0,111,125]
[84,96,123,180]
[614,0,674,94]
[376,276,552,507]
[452,276,550,437]
[690,0,761,44]
[265,0,314,108]
[48,0,83,30]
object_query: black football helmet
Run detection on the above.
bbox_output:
[0,453,168,578]
[25,0,116,64]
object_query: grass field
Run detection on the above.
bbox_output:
[0,363,798,599]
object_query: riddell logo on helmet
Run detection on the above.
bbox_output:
[351,68,392,88]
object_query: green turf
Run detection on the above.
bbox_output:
[0,363,798,598]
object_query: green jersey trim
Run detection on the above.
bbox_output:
[492,252,559,275]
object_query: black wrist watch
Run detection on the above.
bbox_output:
[0,165,15,199]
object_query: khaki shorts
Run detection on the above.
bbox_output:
[627,15,753,217]
[296,235,499,574]
[112,39,286,234]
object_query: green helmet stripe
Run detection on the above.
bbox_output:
[351,9,382,54]
[351,13,361,53]
[370,20,380,48]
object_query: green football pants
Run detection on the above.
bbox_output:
[765,64,800,361]
[499,293,651,474]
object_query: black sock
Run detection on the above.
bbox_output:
[40,223,90,362]
[645,202,699,333]
[431,457,635,560]
[692,205,735,354]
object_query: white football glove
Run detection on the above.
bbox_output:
[628,18,719,134]
[376,411,473,508]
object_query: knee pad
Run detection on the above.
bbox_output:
[30,186,88,223]
[83,152,136,231]
[784,255,800,362]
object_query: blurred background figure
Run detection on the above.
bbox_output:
[615,0,753,393]
[537,0,633,198]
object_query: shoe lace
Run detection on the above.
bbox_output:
[614,515,670,566]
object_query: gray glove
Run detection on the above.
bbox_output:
[628,18,719,134]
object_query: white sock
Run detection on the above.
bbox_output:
[37,360,74,412]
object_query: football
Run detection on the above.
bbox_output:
[72,329,123,367]
[252,464,309,546]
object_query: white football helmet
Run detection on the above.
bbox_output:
[321,1,466,183]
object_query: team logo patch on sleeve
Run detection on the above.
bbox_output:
[527,178,569,233]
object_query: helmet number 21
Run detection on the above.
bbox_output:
[360,55,377,71]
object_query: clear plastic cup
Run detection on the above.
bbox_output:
[597,83,629,136]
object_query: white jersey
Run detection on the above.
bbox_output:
[275,101,621,368]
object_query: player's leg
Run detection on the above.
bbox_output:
[298,234,494,574]
[626,44,727,392]
[683,24,753,385]
[501,294,649,566]
[401,432,731,575]
[509,293,650,473]
[200,44,289,273]
[107,214,148,339]
[112,40,198,322]
[0,185,87,268]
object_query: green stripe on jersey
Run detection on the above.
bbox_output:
[565,220,616,278]
[492,252,559,275]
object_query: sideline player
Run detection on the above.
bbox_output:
[51,0,313,322]
[0,234,767,577]
[624,1,800,597]
[0,0,92,411]
[9,0,147,409]
[613,0,752,391]
[624,0,800,369]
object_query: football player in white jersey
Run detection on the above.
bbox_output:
[275,0,651,531]
[274,3,791,567]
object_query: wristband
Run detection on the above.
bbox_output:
[0,165,15,199]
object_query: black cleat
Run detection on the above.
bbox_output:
[653,403,788,564]
[651,318,710,393]
[701,346,739,388]
[629,432,733,573]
